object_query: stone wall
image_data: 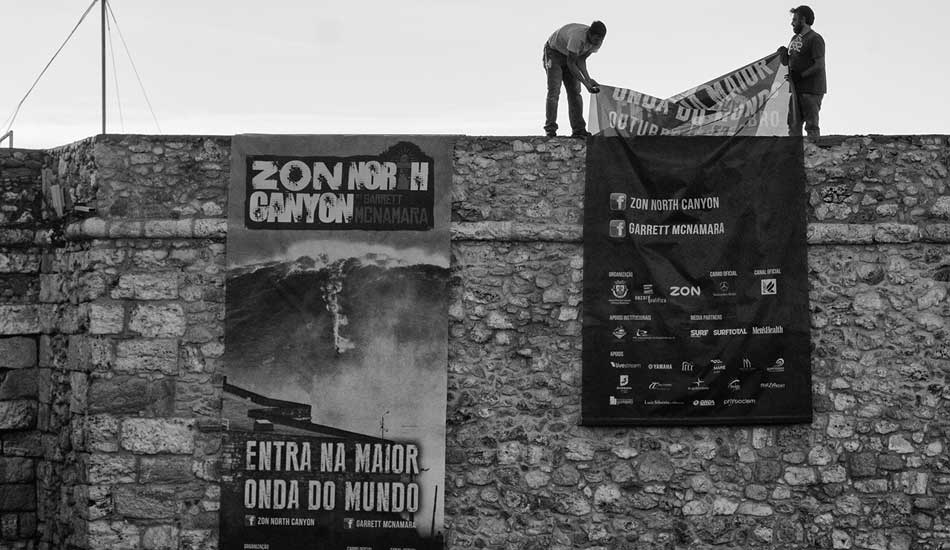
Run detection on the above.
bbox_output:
[0,135,948,550]
[0,149,43,549]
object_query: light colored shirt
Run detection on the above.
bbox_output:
[547,23,601,57]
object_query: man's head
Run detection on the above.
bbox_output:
[789,6,815,33]
[588,20,607,47]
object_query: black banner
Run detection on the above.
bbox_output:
[223,134,451,550]
[582,136,812,425]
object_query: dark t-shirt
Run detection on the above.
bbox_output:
[788,29,826,94]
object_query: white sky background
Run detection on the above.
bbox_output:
[2,0,949,149]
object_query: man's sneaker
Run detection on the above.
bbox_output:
[545,131,557,137]
[571,130,592,139]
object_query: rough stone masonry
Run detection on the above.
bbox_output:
[0,134,948,550]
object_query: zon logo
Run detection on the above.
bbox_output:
[670,286,701,297]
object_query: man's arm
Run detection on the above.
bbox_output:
[798,56,824,79]
[567,53,599,93]
[776,46,789,66]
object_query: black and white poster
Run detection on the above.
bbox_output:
[222,135,452,550]
[582,136,812,425]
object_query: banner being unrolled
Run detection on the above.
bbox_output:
[590,52,789,137]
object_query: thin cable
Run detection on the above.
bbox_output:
[2,0,100,134]
[106,12,125,131]
[107,2,161,133]
[106,12,125,134]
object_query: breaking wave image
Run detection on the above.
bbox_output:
[225,253,449,389]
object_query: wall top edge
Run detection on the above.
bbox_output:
[25,133,950,153]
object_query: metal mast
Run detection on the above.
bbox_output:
[101,0,106,134]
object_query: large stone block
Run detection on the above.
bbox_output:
[0,229,34,245]
[69,371,88,414]
[0,337,36,369]
[0,369,37,400]
[87,520,141,550]
[0,306,39,335]
[144,221,183,239]
[784,466,819,485]
[38,334,58,368]
[826,414,855,438]
[896,472,929,495]
[0,401,37,430]
[84,414,119,452]
[112,274,179,301]
[0,432,43,457]
[78,217,108,238]
[39,303,83,334]
[193,219,225,238]
[68,334,115,371]
[637,452,674,482]
[848,452,878,478]
[820,465,849,484]
[87,375,174,416]
[115,339,179,374]
[86,454,136,484]
[88,302,125,335]
[76,272,110,301]
[129,304,186,337]
[18,511,35,538]
[142,525,180,550]
[180,529,215,550]
[712,497,739,515]
[0,253,40,274]
[114,484,201,519]
[0,484,35,511]
[0,457,34,483]
[888,434,916,454]
[120,418,194,454]
[83,248,128,270]
[138,456,196,484]
[1,513,17,539]
[38,274,68,303]
[86,484,114,520]
[682,500,709,515]
[737,502,774,516]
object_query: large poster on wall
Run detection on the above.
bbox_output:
[582,136,811,425]
[589,52,789,137]
[221,135,452,550]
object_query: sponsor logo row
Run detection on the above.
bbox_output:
[608,396,759,407]
[612,374,787,394]
[608,276,778,303]
[609,324,785,341]
[610,357,788,373]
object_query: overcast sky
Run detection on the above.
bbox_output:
[2,0,949,149]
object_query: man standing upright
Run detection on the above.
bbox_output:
[778,6,826,137]
[543,21,606,138]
